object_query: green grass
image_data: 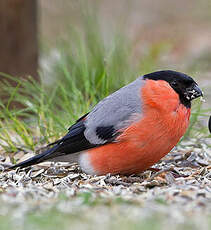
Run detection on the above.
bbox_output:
[0,6,211,230]
[0,11,210,154]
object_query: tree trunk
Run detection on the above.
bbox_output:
[0,0,38,79]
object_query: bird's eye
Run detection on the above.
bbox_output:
[171,81,178,87]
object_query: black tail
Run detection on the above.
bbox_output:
[7,115,98,171]
[8,144,60,170]
[209,116,211,133]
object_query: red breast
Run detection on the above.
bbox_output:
[85,79,190,175]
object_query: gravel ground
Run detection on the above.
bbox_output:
[0,137,211,230]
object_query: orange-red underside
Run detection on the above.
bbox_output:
[87,80,190,175]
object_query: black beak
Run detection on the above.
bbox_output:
[185,84,203,101]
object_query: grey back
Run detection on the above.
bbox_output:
[84,76,145,144]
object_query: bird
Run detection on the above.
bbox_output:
[8,70,203,175]
[209,116,211,133]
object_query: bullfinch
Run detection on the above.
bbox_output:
[9,70,203,175]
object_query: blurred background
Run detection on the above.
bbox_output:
[40,0,211,88]
[0,0,210,144]
[1,0,211,90]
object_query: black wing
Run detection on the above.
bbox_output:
[8,113,119,170]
